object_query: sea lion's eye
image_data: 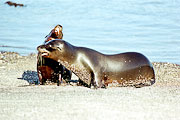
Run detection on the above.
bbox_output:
[56,43,63,51]
[46,45,56,52]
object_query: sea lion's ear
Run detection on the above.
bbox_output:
[57,42,64,51]
[57,46,62,51]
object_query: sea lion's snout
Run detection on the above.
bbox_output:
[37,45,45,51]
[37,45,50,57]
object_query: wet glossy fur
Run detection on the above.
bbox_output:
[38,40,155,88]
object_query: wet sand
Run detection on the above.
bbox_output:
[0,52,180,120]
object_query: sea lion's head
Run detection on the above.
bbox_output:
[44,25,63,43]
[37,40,74,62]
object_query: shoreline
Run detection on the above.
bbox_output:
[0,51,180,120]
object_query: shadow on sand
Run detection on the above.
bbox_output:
[18,70,80,86]
[18,70,39,85]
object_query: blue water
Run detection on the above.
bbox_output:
[0,0,180,64]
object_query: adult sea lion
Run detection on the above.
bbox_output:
[37,40,155,88]
[37,25,72,86]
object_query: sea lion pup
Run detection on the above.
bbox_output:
[37,40,155,88]
[37,25,72,86]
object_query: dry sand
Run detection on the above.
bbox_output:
[0,52,180,120]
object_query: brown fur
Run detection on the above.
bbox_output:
[5,1,25,7]
[37,40,155,88]
[37,25,71,85]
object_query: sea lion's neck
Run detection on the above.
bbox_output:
[57,46,93,85]
[57,45,77,68]
[57,60,74,71]
[58,58,92,85]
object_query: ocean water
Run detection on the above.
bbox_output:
[0,0,180,64]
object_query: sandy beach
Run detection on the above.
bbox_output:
[0,52,180,120]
